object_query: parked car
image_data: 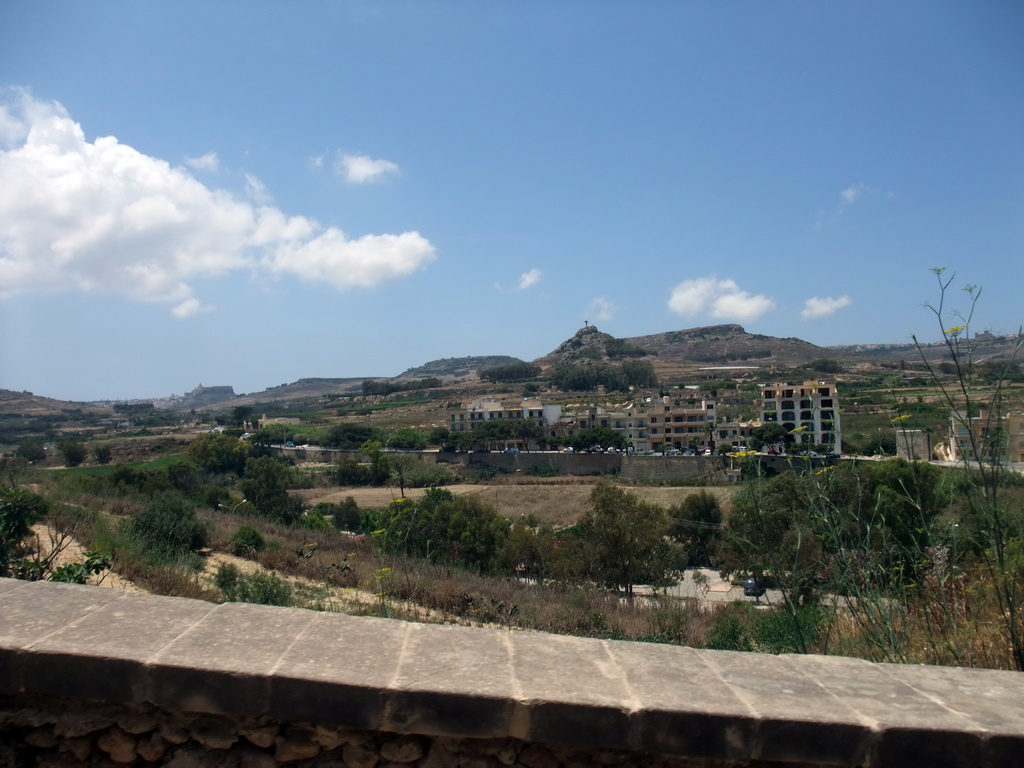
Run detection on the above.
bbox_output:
[743,577,766,598]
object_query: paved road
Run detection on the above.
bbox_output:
[636,568,783,605]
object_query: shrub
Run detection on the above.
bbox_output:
[124,491,209,560]
[1,489,48,576]
[229,525,266,558]
[215,563,293,606]
[299,510,331,532]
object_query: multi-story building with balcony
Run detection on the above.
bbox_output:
[573,405,651,452]
[449,398,562,437]
[646,396,717,451]
[714,420,759,451]
[949,409,1024,464]
[760,381,841,453]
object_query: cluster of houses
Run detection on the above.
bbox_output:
[898,409,1024,465]
[449,380,1024,465]
[449,381,843,455]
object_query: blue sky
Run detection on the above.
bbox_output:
[1,1,1022,401]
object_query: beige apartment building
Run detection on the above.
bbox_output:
[646,396,717,451]
[449,397,562,437]
[949,409,1024,464]
[573,405,651,452]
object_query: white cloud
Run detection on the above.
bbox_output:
[337,154,399,183]
[587,297,615,323]
[667,277,775,322]
[264,230,435,290]
[244,173,271,205]
[801,295,852,319]
[0,91,436,314]
[170,297,212,318]
[840,184,867,206]
[518,268,542,290]
[308,154,324,169]
[185,152,219,172]
[816,182,892,228]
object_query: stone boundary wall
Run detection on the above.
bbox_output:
[619,456,725,483]
[276,447,730,482]
[3,579,1023,767]
[462,452,620,477]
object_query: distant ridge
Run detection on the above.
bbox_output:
[397,355,525,380]
[10,325,1019,408]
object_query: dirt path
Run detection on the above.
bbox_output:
[29,524,145,593]
[198,551,480,626]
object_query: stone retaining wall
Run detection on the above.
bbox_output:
[4,579,1021,768]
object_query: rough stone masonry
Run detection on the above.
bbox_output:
[2,578,1023,767]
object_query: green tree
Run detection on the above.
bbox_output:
[327,423,379,449]
[232,405,255,428]
[93,444,113,465]
[388,427,428,451]
[428,426,451,446]
[387,454,418,497]
[750,423,791,452]
[16,440,46,464]
[669,490,723,567]
[187,432,251,474]
[717,473,823,607]
[577,484,674,597]
[330,497,362,531]
[58,439,87,467]
[239,456,295,524]
[375,488,510,571]
[571,426,626,452]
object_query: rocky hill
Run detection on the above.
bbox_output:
[397,355,525,380]
[533,324,826,382]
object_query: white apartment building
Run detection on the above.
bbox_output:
[760,381,841,454]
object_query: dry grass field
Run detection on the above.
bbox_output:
[296,481,736,528]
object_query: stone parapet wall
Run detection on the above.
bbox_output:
[3,578,1022,767]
